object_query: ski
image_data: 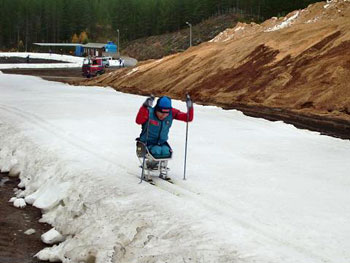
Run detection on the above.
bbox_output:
[145,179,156,185]
[144,176,173,185]
[159,176,174,184]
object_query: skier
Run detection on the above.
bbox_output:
[136,95,193,180]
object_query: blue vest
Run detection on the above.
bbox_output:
[140,108,173,145]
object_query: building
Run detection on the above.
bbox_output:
[33,42,118,57]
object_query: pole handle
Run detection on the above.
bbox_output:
[186,93,192,111]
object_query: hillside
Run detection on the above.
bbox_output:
[81,0,350,139]
[122,13,256,61]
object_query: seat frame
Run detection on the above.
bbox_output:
[136,139,172,180]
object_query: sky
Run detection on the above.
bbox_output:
[0,71,350,263]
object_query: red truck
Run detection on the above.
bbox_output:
[82,57,105,78]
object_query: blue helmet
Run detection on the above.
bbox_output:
[155,96,172,113]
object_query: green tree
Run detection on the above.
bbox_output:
[72,33,79,43]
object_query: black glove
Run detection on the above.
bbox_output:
[186,94,193,108]
[143,95,155,108]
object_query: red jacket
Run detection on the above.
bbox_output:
[136,106,194,125]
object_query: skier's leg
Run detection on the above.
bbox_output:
[159,160,171,180]
[145,168,153,183]
[158,145,171,180]
[160,145,171,157]
[146,145,160,169]
[150,145,162,157]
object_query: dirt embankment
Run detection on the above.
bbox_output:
[78,0,350,139]
[122,13,258,61]
[0,173,50,263]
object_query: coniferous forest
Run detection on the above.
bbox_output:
[0,0,320,50]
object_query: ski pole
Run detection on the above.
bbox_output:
[140,95,154,184]
[140,139,148,183]
[183,94,191,180]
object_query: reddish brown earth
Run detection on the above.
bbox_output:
[0,173,50,263]
[79,0,350,139]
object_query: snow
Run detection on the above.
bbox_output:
[305,17,319,23]
[41,228,65,244]
[265,11,300,32]
[0,52,123,69]
[126,66,139,76]
[209,30,234,43]
[0,52,84,69]
[13,198,26,208]
[0,52,84,63]
[0,73,350,263]
[324,0,349,8]
[24,228,36,235]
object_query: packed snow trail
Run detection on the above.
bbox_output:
[0,73,350,263]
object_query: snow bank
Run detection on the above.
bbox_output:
[0,52,123,69]
[0,52,83,63]
[0,124,236,262]
[0,52,83,69]
[13,198,26,208]
[0,63,83,69]
[41,228,65,244]
[265,11,300,32]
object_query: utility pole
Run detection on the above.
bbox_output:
[17,26,20,51]
[185,22,192,48]
[117,29,120,58]
[25,26,28,52]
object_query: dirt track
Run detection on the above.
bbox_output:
[0,173,50,263]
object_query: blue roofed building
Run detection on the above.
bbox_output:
[34,41,118,58]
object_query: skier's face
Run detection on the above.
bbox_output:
[156,111,169,120]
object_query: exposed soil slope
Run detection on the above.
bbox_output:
[122,13,257,61]
[81,0,350,138]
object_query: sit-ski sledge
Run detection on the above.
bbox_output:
[136,139,173,183]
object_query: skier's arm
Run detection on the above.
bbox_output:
[136,106,149,125]
[172,107,194,122]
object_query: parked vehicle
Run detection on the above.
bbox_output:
[101,56,112,67]
[82,57,105,78]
